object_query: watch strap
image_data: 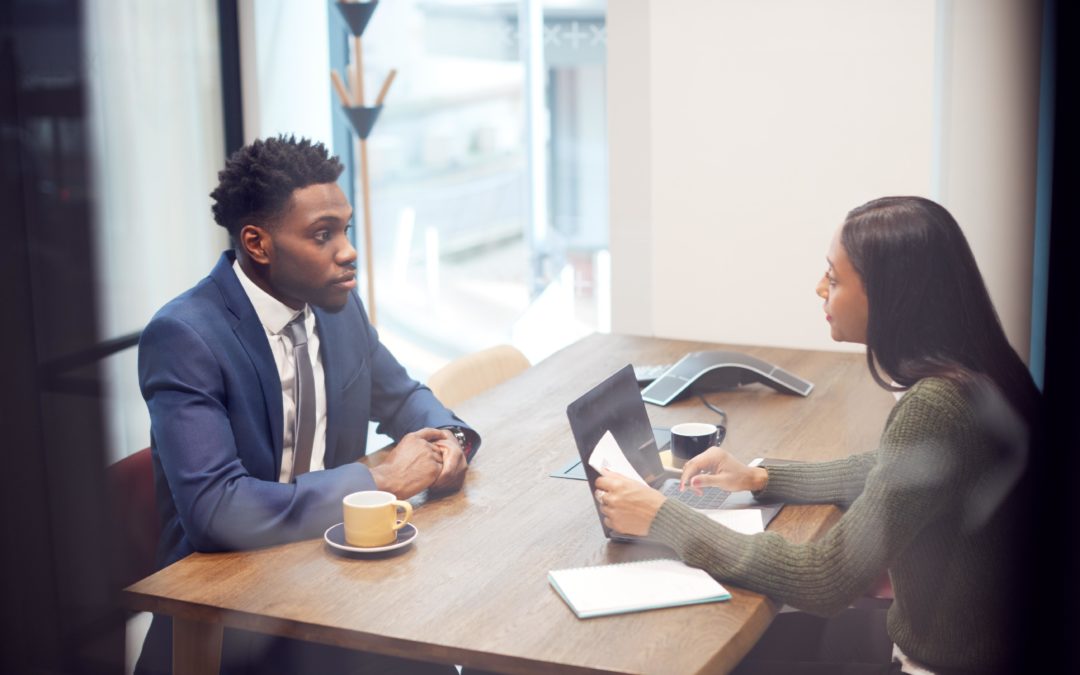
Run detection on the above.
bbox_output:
[440,425,472,460]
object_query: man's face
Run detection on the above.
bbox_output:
[261,182,358,312]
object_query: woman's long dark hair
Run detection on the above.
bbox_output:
[840,196,1040,428]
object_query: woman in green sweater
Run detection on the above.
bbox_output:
[595,196,1039,674]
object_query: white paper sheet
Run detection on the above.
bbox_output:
[587,431,648,485]
[701,508,765,534]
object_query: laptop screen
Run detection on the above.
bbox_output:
[566,364,667,488]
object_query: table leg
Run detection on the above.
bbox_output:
[173,615,223,675]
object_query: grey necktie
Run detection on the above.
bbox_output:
[285,313,315,480]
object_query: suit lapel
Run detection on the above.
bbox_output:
[210,252,285,474]
[317,307,343,468]
[315,306,365,468]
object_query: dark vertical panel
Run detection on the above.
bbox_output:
[0,0,123,672]
[0,10,60,673]
[218,0,244,156]
[1037,0,1077,671]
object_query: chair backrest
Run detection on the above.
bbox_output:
[427,344,531,408]
[107,447,159,589]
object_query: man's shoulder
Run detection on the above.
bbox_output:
[146,251,239,324]
[148,273,227,328]
[140,260,246,359]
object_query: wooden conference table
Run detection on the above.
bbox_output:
[124,333,896,674]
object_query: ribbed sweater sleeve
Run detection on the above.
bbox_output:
[646,379,973,617]
[755,452,877,508]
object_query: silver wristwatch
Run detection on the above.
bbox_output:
[443,426,468,452]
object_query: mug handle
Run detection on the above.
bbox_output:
[392,500,413,530]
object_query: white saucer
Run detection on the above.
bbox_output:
[324,522,418,554]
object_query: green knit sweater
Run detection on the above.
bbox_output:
[647,377,1023,672]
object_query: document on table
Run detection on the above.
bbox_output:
[587,431,647,484]
[548,558,731,619]
[702,508,765,534]
[588,432,770,534]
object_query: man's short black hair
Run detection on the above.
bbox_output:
[210,135,344,237]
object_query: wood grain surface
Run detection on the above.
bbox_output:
[125,334,895,674]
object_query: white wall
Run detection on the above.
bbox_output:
[939,0,1041,361]
[609,0,1042,359]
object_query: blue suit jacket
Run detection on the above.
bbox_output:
[138,251,476,567]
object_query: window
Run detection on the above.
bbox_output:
[246,0,609,383]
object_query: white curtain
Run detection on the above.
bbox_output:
[85,0,228,462]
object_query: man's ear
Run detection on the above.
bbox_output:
[239,224,272,265]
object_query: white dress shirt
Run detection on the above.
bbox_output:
[233,259,328,481]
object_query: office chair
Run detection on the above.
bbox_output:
[427,344,531,407]
[108,446,159,589]
[107,446,158,675]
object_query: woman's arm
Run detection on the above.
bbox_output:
[647,382,970,615]
[754,452,878,508]
[678,446,878,509]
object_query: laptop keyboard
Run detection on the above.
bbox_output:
[662,483,731,509]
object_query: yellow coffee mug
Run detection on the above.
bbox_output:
[342,491,413,548]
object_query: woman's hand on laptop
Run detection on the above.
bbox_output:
[679,448,768,495]
[594,469,666,536]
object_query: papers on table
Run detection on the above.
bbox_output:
[587,431,771,535]
[548,558,731,619]
[702,507,765,534]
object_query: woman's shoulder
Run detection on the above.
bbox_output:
[885,376,1028,481]
[901,376,977,406]
[888,376,979,429]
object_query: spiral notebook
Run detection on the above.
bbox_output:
[548,558,731,619]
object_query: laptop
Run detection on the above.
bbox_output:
[566,364,782,541]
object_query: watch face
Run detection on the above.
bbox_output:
[442,426,465,445]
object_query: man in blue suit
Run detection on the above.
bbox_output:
[136,136,477,674]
